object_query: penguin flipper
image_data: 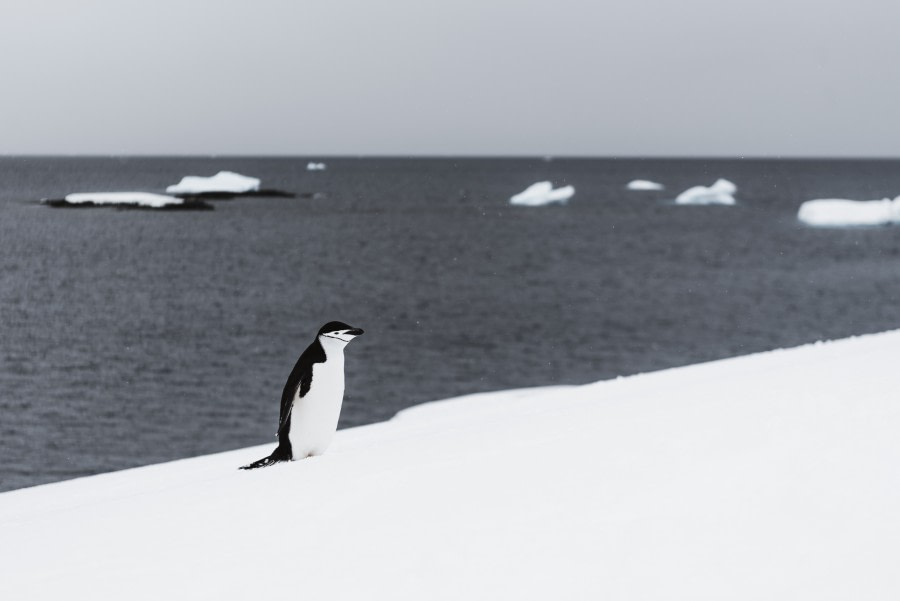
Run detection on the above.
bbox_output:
[243,338,325,471]
[239,442,292,470]
[276,339,326,434]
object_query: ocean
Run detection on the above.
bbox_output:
[2,156,900,492]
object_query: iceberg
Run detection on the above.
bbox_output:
[2,330,900,599]
[797,197,900,227]
[306,162,327,171]
[42,192,211,210]
[166,171,261,195]
[675,178,737,205]
[510,181,575,206]
[626,179,664,191]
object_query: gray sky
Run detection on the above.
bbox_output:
[2,0,899,156]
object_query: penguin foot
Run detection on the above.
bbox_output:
[239,443,292,470]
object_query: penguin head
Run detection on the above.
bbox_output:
[317,321,365,344]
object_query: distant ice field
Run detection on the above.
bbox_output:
[2,157,900,492]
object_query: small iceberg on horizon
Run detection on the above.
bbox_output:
[42,192,212,210]
[626,179,664,191]
[798,197,900,227]
[510,181,575,206]
[306,162,327,171]
[675,179,737,205]
[167,171,260,195]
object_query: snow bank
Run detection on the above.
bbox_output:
[626,179,664,191]
[675,178,737,205]
[166,171,261,195]
[59,192,184,208]
[3,331,900,600]
[306,162,327,171]
[798,197,900,227]
[510,181,575,206]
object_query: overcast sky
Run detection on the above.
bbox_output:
[2,0,899,156]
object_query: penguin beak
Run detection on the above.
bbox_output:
[347,328,364,336]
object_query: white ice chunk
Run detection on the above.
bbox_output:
[675,178,737,205]
[510,181,575,206]
[63,192,184,208]
[306,162,327,171]
[626,179,664,191]
[166,171,260,195]
[798,197,900,227]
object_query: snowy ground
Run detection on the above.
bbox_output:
[2,331,899,600]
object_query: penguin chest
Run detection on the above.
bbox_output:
[288,356,345,458]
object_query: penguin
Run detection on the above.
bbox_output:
[240,321,364,469]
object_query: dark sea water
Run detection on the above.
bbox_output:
[2,156,900,492]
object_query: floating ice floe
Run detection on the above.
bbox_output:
[797,197,900,227]
[306,162,327,171]
[165,170,294,199]
[509,181,575,206]
[42,192,210,210]
[675,178,737,205]
[166,171,261,195]
[626,179,664,191]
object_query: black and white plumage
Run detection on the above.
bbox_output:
[240,321,364,470]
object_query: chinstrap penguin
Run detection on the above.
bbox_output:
[240,321,364,469]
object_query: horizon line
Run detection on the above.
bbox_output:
[3,153,900,161]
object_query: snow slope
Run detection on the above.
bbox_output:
[2,332,899,600]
